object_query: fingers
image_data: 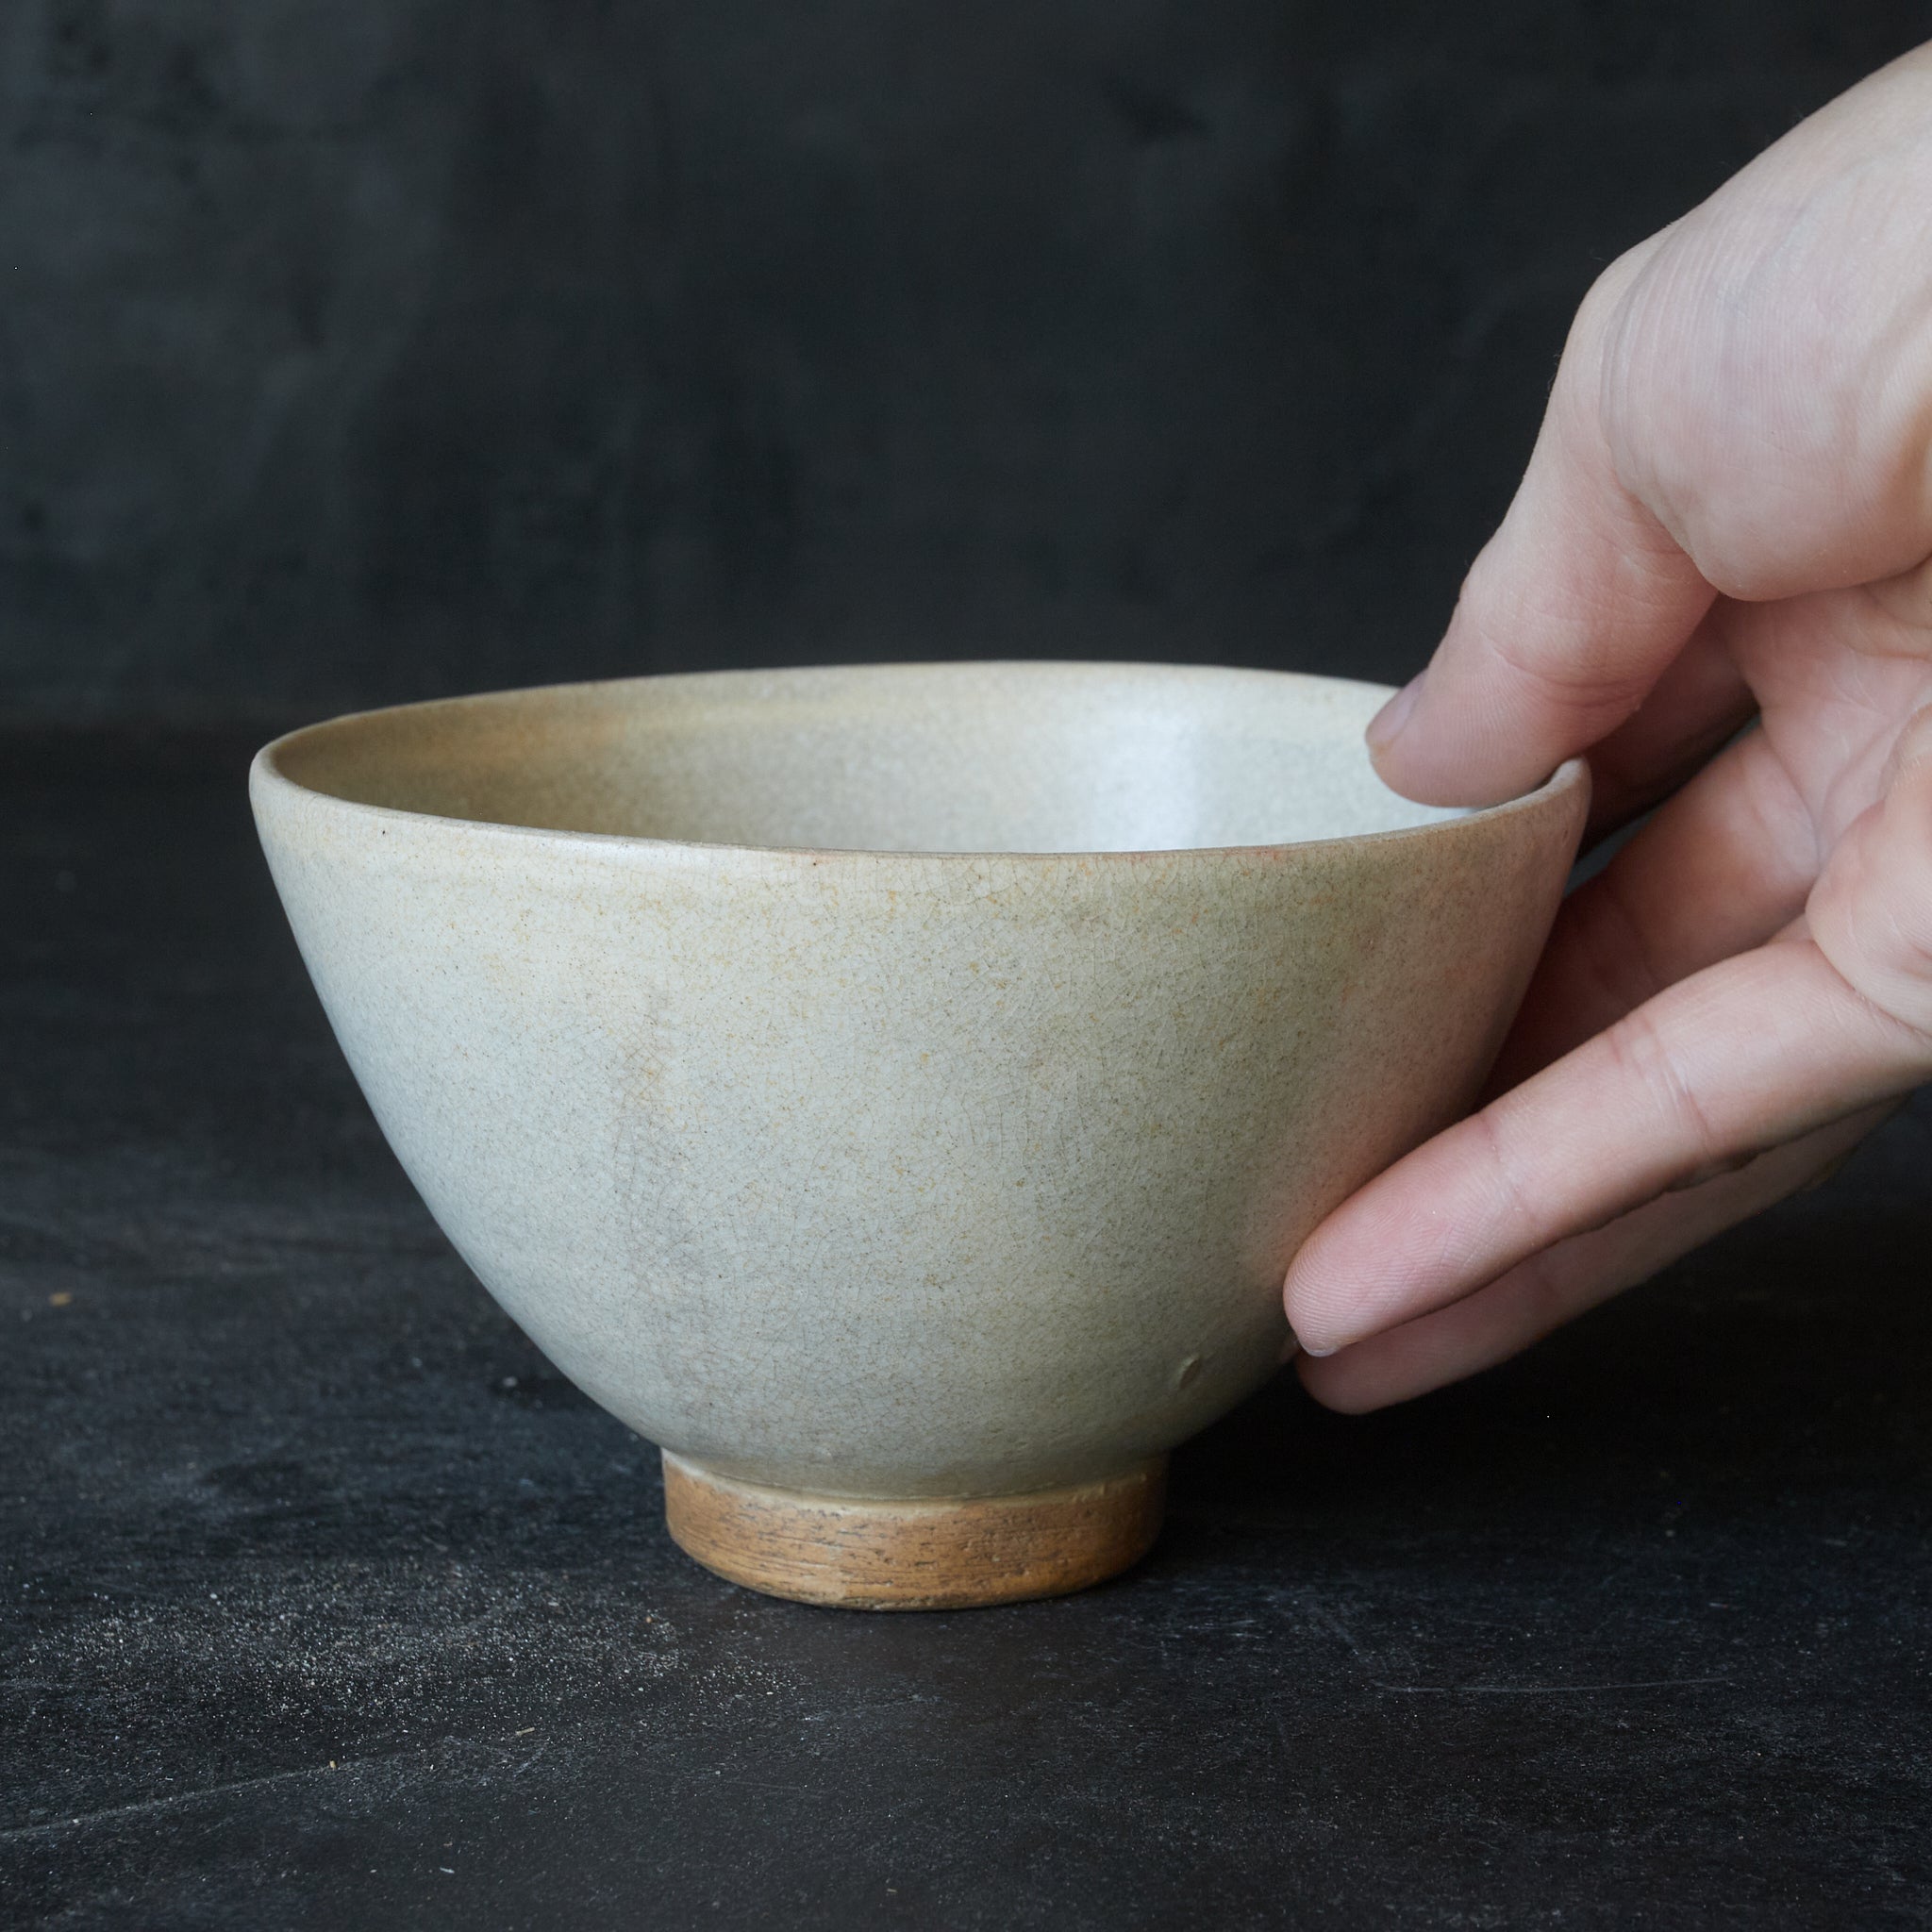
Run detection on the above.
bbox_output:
[1490,721,1819,1089]
[1296,1103,1895,1413]
[1367,242,1717,810]
[1808,699,1932,1039]
[1500,589,1932,1091]
[1577,620,1756,838]
[1283,937,1932,1357]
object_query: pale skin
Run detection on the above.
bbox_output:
[1284,43,1932,1411]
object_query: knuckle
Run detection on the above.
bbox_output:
[1460,587,1658,738]
[1602,1005,1724,1164]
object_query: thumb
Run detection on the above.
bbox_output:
[1369,239,1715,808]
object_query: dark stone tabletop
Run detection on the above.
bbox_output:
[5,734,1928,1929]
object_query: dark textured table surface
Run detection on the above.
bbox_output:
[4,733,1929,1929]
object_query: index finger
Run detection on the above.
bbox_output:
[1370,242,1716,808]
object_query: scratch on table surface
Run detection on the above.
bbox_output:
[0,1730,552,1842]
[0,1757,406,1842]
[1374,1676,1732,1696]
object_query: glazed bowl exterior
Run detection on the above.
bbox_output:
[251,662,1586,1596]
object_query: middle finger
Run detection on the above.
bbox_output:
[1491,721,1819,1091]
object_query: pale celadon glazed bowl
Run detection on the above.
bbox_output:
[251,661,1587,1608]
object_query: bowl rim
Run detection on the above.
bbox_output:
[251,659,1591,866]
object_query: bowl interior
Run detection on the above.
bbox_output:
[270,662,1470,855]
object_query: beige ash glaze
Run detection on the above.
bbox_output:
[250,662,1588,1607]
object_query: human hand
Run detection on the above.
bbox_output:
[1284,43,1932,1410]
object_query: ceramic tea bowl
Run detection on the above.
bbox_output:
[251,662,1587,1608]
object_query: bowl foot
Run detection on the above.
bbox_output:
[661,1452,1167,1611]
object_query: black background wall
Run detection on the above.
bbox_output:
[1,1,1927,730]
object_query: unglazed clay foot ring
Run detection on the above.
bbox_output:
[661,1452,1168,1610]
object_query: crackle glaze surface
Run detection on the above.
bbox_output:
[251,662,1587,1499]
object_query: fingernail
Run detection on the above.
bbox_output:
[1299,1339,1339,1358]
[1367,673,1424,755]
